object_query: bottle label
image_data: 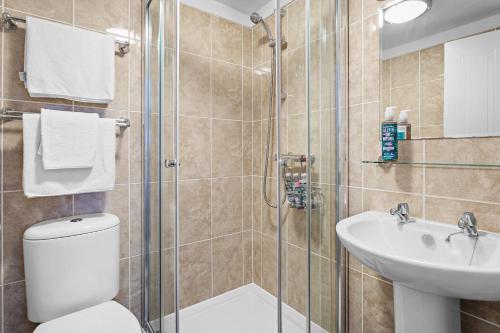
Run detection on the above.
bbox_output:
[382,123,398,161]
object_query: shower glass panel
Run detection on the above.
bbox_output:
[144,0,346,332]
[144,0,178,332]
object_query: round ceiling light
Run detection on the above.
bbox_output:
[384,0,432,24]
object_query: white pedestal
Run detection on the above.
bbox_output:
[394,283,461,333]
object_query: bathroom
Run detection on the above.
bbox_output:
[0,0,499,332]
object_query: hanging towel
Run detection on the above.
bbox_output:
[39,109,99,169]
[23,114,116,198]
[23,16,115,103]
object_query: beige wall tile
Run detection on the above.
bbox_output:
[212,233,244,296]
[180,5,211,57]
[363,276,394,333]
[75,0,129,33]
[6,0,73,23]
[349,105,363,186]
[362,15,380,102]
[426,137,500,165]
[287,0,306,50]
[252,25,264,67]
[212,120,242,177]
[212,60,242,120]
[253,231,263,285]
[115,258,130,308]
[390,52,419,88]
[4,282,36,333]
[130,184,143,257]
[462,300,500,327]
[349,21,363,106]
[212,177,243,237]
[363,189,423,218]
[462,313,500,333]
[243,28,253,68]
[179,116,211,179]
[287,245,313,315]
[252,121,262,175]
[420,79,443,126]
[420,44,444,83]
[426,168,500,204]
[179,179,211,244]
[243,122,253,176]
[252,176,263,231]
[287,47,307,115]
[363,164,423,193]
[349,0,362,24]
[348,269,363,333]
[243,177,253,230]
[243,69,253,122]
[179,240,212,308]
[3,192,73,283]
[75,185,130,259]
[212,17,242,64]
[243,230,253,284]
[425,196,500,233]
[180,53,211,117]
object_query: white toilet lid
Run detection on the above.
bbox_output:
[34,301,141,333]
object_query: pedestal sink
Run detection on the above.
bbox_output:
[336,211,500,333]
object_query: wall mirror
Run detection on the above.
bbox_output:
[379,0,500,140]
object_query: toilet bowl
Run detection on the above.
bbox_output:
[23,213,141,333]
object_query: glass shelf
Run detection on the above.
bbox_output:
[362,160,500,168]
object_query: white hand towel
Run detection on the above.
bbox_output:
[24,16,115,103]
[40,109,99,169]
[23,114,116,198]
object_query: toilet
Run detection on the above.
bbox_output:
[23,213,141,333]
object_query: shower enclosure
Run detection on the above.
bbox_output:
[143,0,348,332]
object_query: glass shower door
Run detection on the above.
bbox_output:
[144,0,178,332]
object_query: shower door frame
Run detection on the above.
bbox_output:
[143,0,349,332]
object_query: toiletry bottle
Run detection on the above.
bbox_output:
[397,110,412,140]
[381,106,398,161]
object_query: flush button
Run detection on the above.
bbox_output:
[70,218,83,223]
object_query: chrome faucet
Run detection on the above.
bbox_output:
[390,203,415,223]
[445,212,479,242]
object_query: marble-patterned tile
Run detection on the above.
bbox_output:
[75,0,129,33]
[212,177,243,237]
[363,276,394,333]
[179,240,212,308]
[212,233,244,296]
[74,185,130,259]
[212,16,242,64]
[4,282,36,333]
[179,179,211,244]
[3,192,73,283]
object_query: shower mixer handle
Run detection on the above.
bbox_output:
[165,159,178,168]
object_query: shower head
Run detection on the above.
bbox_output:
[250,12,263,24]
[250,12,275,46]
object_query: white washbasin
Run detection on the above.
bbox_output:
[336,211,500,333]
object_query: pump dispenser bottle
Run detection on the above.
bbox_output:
[397,110,412,140]
[381,106,398,161]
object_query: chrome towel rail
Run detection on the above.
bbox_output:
[1,12,130,56]
[0,108,130,128]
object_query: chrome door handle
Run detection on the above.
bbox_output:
[165,159,177,168]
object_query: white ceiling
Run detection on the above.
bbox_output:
[382,0,500,55]
[215,0,271,15]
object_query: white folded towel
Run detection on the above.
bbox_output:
[23,114,116,198]
[24,16,115,103]
[40,109,99,169]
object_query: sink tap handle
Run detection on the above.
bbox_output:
[459,212,478,237]
[390,203,414,223]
